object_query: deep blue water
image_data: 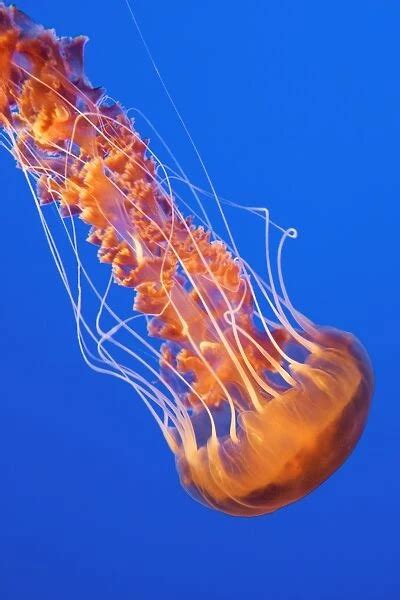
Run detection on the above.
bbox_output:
[0,1,399,598]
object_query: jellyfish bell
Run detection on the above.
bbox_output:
[172,327,373,516]
[0,4,373,517]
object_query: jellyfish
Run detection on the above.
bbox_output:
[0,4,373,516]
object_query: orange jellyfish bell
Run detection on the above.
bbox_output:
[0,4,373,517]
[175,328,373,516]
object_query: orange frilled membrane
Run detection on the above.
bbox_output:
[0,4,373,516]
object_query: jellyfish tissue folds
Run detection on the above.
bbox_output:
[0,5,373,516]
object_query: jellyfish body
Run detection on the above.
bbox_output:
[0,4,373,516]
[177,329,372,515]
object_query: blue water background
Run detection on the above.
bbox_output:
[0,1,399,598]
